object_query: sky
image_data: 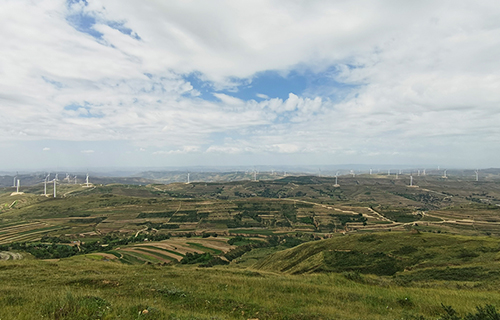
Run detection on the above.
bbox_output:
[1,0,500,170]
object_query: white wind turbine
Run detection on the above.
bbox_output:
[13,171,18,187]
[53,174,59,197]
[44,173,50,196]
[85,173,90,187]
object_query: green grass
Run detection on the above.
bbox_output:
[186,242,223,255]
[105,250,122,259]
[119,251,147,265]
[256,231,500,279]
[132,248,173,262]
[1,258,500,319]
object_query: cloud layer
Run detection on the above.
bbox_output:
[1,0,500,168]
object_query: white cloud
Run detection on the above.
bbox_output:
[1,1,500,167]
[81,150,95,154]
[153,146,200,155]
[42,147,50,151]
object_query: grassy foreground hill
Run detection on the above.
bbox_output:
[0,232,500,319]
[255,232,500,282]
[1,254,500,320]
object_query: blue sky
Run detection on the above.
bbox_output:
[1,0,500,170]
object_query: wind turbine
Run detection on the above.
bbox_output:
[334,171,340,187]
[387,169,390,176]
[65,173,70,183]
[187,172,190,184]
[53,174,59,197]
[350,170,355,177]
[475,169,479,182]
[74,175,77,184]
[442,169,447,179]
[44,173,50,196]
[417,170,421,176]
[85,173,90,187]
[410,175,413,187]
[16,179,20,193]
[369,168,372,175]
[13,171,18,187]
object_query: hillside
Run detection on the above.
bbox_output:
[255,232,500,283]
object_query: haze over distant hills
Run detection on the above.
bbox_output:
[2,167,500,188]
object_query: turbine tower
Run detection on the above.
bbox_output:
[410,175,413,187]
[187,172,190,184]
[443,169,447,179]
[334,171,340,187]
[369,168,372,175]
[74,175,77,184]
[475,169,479,182]
[44,173,50,196]
[16,179,20,193]
[13,171,18,187]
[86,173,90,187]
[53,179,57,198]
[387,169,390,176]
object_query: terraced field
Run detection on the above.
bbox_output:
[0,222,63,244]
[1,175,500,251]
[97,237,235,265]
